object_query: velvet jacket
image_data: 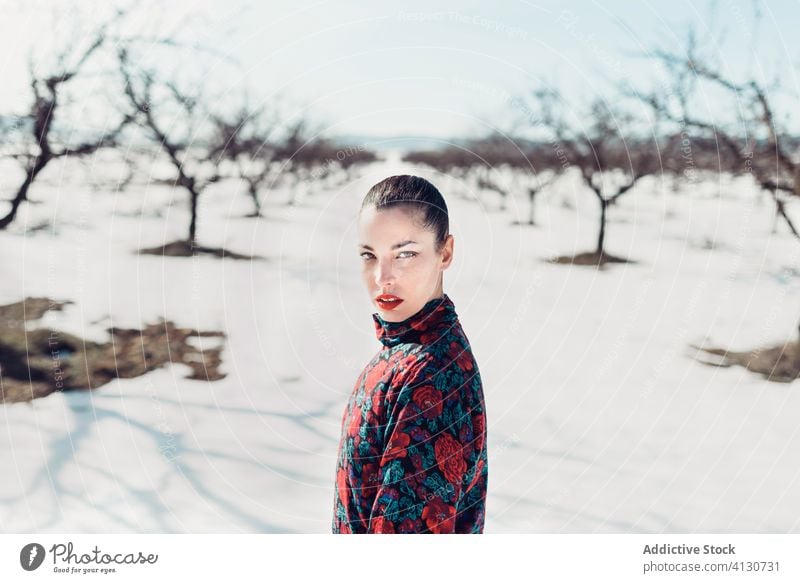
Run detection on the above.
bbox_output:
[332,293,488,533]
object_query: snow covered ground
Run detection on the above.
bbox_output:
[1,152,799,533]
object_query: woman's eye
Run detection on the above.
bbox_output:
[360,251,416,260]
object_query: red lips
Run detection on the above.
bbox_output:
[375,293,404,310]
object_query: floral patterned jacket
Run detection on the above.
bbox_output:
[332,293,488,533]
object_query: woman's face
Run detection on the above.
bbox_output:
[358,204,453,322]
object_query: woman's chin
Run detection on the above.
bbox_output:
[378,307,405,321]
[375,299,405,314]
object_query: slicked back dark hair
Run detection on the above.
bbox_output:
[360,175,449,252]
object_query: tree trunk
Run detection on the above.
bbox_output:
[188,188,199,245]
[0,158,49,230]
[528,188,537,225]
[597,198,608,255]
[772,195,800,241]
[249,182,261,217]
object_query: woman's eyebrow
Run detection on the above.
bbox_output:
[359,240,418,251]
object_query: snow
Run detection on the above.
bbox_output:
[1,153,799,533]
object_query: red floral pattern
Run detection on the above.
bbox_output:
[434,433,467,485]
[412,385,444,419]
[332,294,488,534]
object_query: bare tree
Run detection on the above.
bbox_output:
[209,103,282,217]
[0,12,131,229]
[209,100,378,215]
[331,142,378,181]
[470,134,514,211]
[469,134,566,223]
[513,141,567,226]
[118,47,227,253]
[523,89,663,263]
[403,133,563,218]
[641,30,800,240]
[277,120,339,203]
[277,119,329,204]
[273,120,377,203]
[641,29,800,354]
[403,144,475,177]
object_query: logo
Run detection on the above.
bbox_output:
[18,541,158,574]
[20,543,46,571]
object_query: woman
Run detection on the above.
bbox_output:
[332,174,488,534]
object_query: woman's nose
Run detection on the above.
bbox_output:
[374,259,395,287]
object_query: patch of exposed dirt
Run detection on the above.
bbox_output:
[545,250,635,267]
[690,341,800,383]
[0,297,227,403]
[137,239,261,260]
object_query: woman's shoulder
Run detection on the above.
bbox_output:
[403,333,481,389]
[391,343,483,418]
[419,321,479,366]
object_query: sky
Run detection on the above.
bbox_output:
[0,0,798,140]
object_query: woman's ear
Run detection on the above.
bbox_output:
[441,234,454,269]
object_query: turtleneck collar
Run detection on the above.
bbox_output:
[372,293,458,348]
